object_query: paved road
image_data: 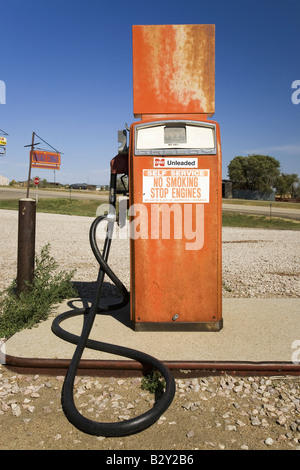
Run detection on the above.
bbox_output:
[0,187,108,201]
[1,187,300,220]
[222,203,300,221]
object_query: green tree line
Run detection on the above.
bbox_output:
[228,154,300,198]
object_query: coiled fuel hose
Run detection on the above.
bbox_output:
[51,212,176,437]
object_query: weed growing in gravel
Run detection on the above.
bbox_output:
[0,244,77,338]
[141,370,166,395]
[222,281,232,292]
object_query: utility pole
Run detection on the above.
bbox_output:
[26,131,35,198]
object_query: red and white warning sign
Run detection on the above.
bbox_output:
[143,169,210,203]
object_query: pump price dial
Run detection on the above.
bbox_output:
[164,126,186,144]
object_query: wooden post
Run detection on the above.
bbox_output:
[17,198,36,295]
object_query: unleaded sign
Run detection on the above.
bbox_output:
[31,150,61,170]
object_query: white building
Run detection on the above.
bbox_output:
[0,174,9,186]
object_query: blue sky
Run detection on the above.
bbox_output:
[0,0,299,185]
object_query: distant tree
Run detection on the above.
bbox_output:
[227,156,248,188]
[292,183,300,199]
[228,154,281,192]
[274,173,299,198]
[39,178,48,188]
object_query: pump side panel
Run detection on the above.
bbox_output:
[132,25,215,117]
[129,120,222,330]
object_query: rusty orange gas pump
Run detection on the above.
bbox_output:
[52,24,222,438]
[129,24,222,331]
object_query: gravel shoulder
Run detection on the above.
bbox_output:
[0,367,299,451]
[0,209,299,450]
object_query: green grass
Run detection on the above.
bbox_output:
[222,198,300,210]
[0,244,77,339]
[0,198,102,217]
[222,212,300,230]
[0,198,299,230]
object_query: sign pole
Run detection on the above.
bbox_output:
[34,177,40,203]
[26,132,35,198]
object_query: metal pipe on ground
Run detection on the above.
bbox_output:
[3,355,300,378]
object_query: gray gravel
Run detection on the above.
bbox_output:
[222,229,300,298]
[0,366,299,450]
[0,209,299,298]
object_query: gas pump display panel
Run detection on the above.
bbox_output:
[135,121,216,155]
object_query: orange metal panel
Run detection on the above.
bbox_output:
[129,118,222,331]
[132,25,215,117]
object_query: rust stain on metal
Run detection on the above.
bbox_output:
[133,24,215,116]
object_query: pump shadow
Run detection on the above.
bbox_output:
[69,281,131,328]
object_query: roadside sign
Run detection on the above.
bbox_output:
[34,177,40,186]
[31,150,61,170]
[0,137,7,146]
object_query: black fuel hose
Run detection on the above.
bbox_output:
[51,214,176,437]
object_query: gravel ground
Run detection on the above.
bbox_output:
[0,209,299,451]
[0,366,299,451]
[0,209,299,298]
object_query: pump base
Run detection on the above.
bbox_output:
[131,319,223,332]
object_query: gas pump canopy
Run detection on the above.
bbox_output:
[132,24,215,118]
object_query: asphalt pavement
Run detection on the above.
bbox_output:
[222,203,300,221]
[0,187,108,201]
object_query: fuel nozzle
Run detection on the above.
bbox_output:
[109,127,129,219]
[109,152,128,208]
